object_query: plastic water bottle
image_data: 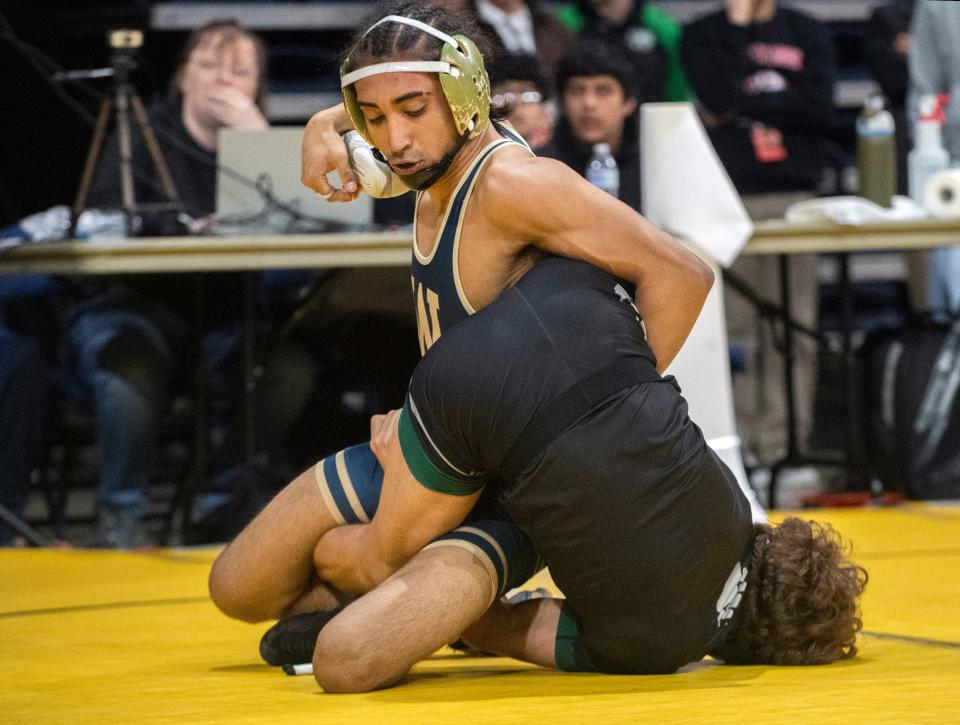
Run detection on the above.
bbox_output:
[908,94,950,210]
[856,94,897,207]
[585,143,619,199]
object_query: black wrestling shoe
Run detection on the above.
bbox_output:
[259,606,346,666]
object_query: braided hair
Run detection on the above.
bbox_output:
[343,2,486,70]
[342,1,507,122]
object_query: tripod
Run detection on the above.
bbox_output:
[71,29,180,237]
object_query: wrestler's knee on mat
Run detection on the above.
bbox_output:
[313,621,403,693]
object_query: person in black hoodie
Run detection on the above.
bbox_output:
[538,40,641,210]
[681,0,836,193]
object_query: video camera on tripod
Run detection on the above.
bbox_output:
[70,28,181,237]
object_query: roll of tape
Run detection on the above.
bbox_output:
[923,168,960,219]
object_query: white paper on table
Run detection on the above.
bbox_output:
[640,103,753,268]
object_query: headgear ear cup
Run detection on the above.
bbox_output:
[341,131,410,199]
[340,15,491,146]
[437,35,490,138]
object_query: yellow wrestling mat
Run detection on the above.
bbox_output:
[2,504,958,724]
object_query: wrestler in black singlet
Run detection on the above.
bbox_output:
[397,256,754,674]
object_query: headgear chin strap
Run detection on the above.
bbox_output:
[340,14,491,190]
[391,142,463,191]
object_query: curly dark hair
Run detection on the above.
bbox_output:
[727,517,868,665]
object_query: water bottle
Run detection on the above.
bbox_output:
[585,143,619,199]
[856,94,897,207]
[908,94,950,210]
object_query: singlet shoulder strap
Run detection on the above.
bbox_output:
[414,130,531,261]
[494,121,536,155]
[453,138,515,207]
[414,136,513,260]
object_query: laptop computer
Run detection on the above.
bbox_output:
[216,127,373,233]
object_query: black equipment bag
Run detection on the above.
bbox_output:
[859,316,960,499]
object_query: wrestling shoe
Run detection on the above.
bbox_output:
[259,606,346,666]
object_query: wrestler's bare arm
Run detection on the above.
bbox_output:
[313,410,480,594]
[483,157,715,372]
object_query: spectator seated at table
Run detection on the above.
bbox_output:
[64,20,315,548]
[538,40,641,210]
[86,20,268,235]
[555,0,693,103]
[681,0,837,194]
